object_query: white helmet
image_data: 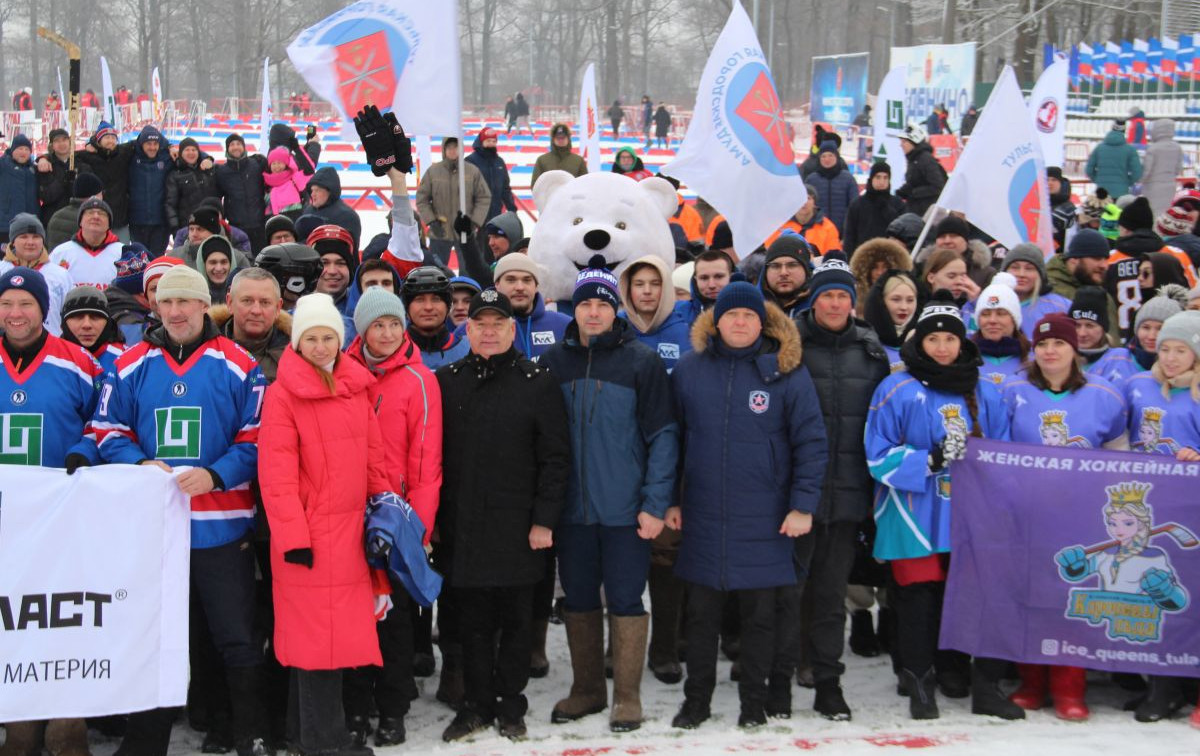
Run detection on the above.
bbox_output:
[23,87,31,94]
[902,121,928,144]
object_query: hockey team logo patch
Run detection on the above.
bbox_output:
[1035,97,1059,134]
[532,331,555,346]
[749,390,769,414]
[155,406,202,459]
[0,414,42,466]
[658,343,680,361]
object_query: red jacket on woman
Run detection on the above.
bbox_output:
[259,347,390,670]
[346,333,444,544]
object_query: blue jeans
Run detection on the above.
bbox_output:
[557,524,650,616]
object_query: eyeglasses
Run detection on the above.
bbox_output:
[765,261,804,272]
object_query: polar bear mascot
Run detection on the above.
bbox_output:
[528,170,678,304]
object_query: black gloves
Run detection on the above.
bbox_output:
[453,212,473,236]
[354,105,408,177]
[284,548,314,568]
[64,453,90,475]
[383,111,413,174]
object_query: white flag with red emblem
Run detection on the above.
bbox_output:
[663,1,806,257]
[578,64,603,174]
[1028,56,1068,169]
[287,0,461,140]
[934,66,1055,258]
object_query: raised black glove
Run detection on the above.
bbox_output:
[453,212,473,236]
[382,111,413,174]
[284,548,314,569]
[354,104,398,177]
[64,453,90,475]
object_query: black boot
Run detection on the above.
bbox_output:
[1135,676,1185,722]
[765,673,792,719]
[737,703,766,729]
[935,650,971,699]
[374,718,405,747]
[901,669,939,720]
[200,710,233,755]
[225,666,274,756]
[848,610,881,658]
[441,709,492,742]
[345,716,371,748]
[971,658,1024,720]
[671,699,711,730]
[813,679,852,721]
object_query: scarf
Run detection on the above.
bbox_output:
[973,334,1024,359]
[900,336,983,395]
[1079,344,1110,364]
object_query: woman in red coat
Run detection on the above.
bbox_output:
[341,287,444,746]
[259,292,391,756]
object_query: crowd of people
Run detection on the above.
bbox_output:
[2,98,1200,756]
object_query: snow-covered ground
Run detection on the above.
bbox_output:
[81,618,1200,756]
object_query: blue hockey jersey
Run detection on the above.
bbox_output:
[0,334,102,467]
[1003,375,1127,449]
[1125,372,1200,455]
[866,372,1010,561]
[1083,347,1138,391]
[94,324,265,548]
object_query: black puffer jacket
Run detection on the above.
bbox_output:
[435,347,570,587]
[896,142,947,218]
[166,154,219,229]
[74,138,136,227]
[36,152,74,224]
[795,309,890,523]
[842,187,906,255]
[217,152,269,231]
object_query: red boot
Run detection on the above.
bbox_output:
[1049,665,1089,721]
[1190,691,1200,729]
[1010,664,1047,710]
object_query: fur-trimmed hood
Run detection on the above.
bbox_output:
[209,303,293,338]
[689,301,802,375]
[849,237,912,313]
[619,254,676,334]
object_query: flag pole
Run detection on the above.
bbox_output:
[910,206,942,256]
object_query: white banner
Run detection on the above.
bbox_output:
[0,465,190,720]
[1028,56,1069,169]
[889,43,976,131]
[663,0,807,256]
[287,0,462,141]
[258,58,273,155]
[872,64,908,189]
[99,56,118,130]
[936,66,1055,257]
[578,63,602,174]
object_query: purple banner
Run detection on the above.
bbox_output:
[941,438,1200,677]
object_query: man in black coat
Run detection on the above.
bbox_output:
[217,134,269,254]
[779,260,889,722]
[895,125,947,219]
[842,162,906,255]
[35,128,74,224]
[435,290,570,743]
[74,123,137,235]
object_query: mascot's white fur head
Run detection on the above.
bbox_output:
[528,171,677,302]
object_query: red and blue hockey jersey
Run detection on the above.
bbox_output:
[94,323,265,549]
[0,334,103,468]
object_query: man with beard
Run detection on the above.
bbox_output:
[673,250,734,326]
[760,237,812,317]
[490,253,570,360]
[1049,229,1111,301]
[217,134,269,254]
[74,121,137,238]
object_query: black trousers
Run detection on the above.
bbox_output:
[344,583,414,720]
[683,583,778,708]
[287,669,350,755]
[431,542,459,651]
[457,584,535,719]
[787,521,858,683]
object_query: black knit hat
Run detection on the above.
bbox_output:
[225,133,245,149]
[934,215,970,241]
[912,291,967,343]
[764,233,812,266]
[188,207,222,236]
[710,220,733,250]
[264,214,297,241]
[1046,166,1064,181]
[1063,229,1110,260]
[60,285,111,322]
[869,161,891,180]
[77,197,113,227]
[72,171,105,199]
[1069,285,1109,332]
[1119,196,1155,232]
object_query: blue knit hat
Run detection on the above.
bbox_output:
[112,243,151,294]
[0,267,50,320]
[807,258,857,305]
[572,254,621,310]
[713,279,766,324]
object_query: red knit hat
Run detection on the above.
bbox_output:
[1155,205,1195,238]
[478,127,499,142]
[1032,313,1078,351]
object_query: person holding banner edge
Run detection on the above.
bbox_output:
[864,292,1023,721]
[1002,313,1130,721]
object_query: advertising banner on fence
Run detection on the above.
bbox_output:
[889,43,976,132]
[809,53,870,128]
[0,465,191,720]
[942,438,1200,677]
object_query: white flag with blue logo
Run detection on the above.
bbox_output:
[662,0,806,256]
[935,66,1055,258]
[287,0,461,140]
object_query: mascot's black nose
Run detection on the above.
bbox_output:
[583,229,610,250]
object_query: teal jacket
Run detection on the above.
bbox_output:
[1086,131,1142,198]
